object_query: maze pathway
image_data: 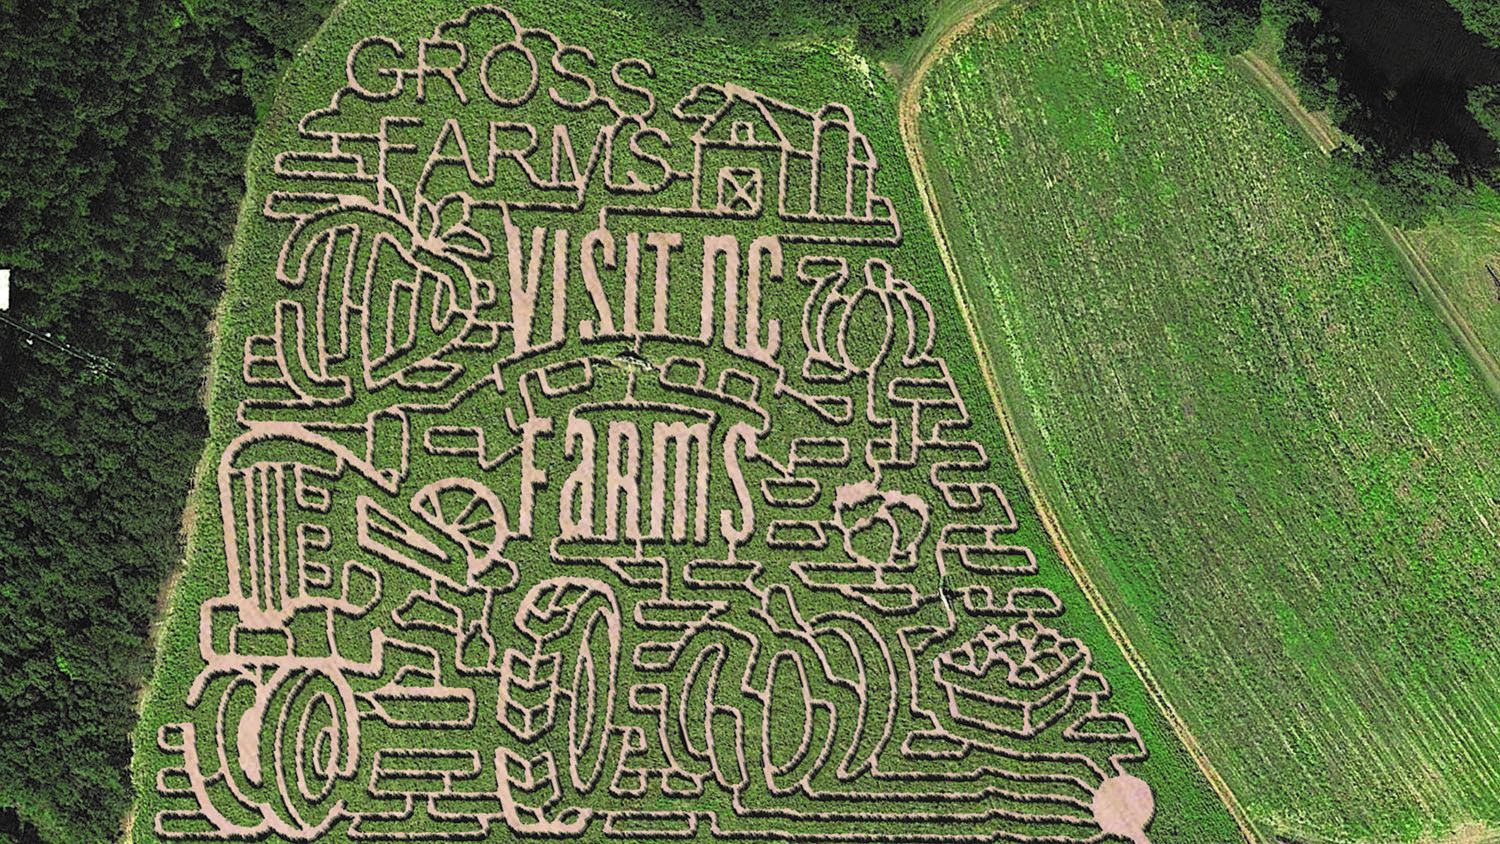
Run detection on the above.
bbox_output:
[138,4,1166,841]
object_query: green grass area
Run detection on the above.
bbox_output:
[916,2,1500,841]
[129,0,1241,840]
[1412,192,1500,360]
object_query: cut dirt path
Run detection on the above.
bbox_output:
[891,4,1267,842]
[1230,51,1341,155]
[1369,206,1500,404]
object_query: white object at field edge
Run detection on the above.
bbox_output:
[0,269,9,311]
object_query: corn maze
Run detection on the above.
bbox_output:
[140,5,1163,841]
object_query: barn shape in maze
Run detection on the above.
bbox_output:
[146,5,1159,841]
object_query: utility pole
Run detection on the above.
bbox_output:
[1487,263,1500,302]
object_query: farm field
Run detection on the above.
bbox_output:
[129,0,1243,841]
[913,2,1500,842]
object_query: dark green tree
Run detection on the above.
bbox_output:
[1450,0,1500,49]
[1161,0,1261,54]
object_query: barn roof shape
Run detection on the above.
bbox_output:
[671,83,812,152]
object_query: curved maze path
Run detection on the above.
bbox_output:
[134,3,1221,840]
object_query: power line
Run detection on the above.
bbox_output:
[0,311,120,377]
[0,270,119,377]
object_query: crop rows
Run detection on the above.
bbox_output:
[917,2,1500,841]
